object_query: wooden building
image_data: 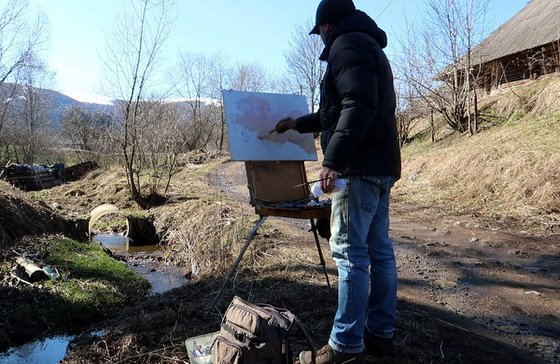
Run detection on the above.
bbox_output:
[470,0,560,91]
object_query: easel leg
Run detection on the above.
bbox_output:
[310,219,332,290]
[207,215,268,314]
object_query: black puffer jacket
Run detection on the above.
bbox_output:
[295,10,401,179]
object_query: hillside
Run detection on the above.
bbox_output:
[395,73,560,233]
[0,181,81,247]
[0,83,114,130]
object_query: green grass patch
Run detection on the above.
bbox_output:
[2,237,150,350]
[44,238,150,304]
[123,209,152,219]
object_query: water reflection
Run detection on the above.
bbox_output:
[129,257,189,295]
[0,331,103,364]
[0,335,73,364]
[92,234,188,295]
[91,234,130,253]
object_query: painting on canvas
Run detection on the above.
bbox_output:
[222,90,317,161]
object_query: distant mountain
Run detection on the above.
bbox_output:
[1,83,221,130]
[0,83,115,130]
[40,88,115,129]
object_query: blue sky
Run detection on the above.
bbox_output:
[29,0,528,103]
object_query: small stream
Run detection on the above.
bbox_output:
[0,234,188,364]
[0,336,73,364]
[92,234,189,295]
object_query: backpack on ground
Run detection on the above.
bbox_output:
[213,295,316,364]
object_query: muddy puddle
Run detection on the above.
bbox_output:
[0,235,188,364]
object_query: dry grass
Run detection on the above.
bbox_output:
[35,166,132,221]
[395,75,560,232]
[154,191,252,276]
[148,156,257,277]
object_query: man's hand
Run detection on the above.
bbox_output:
[320,166,339,193]
[275,117,296,133]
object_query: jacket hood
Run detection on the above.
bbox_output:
[320,10,387,61]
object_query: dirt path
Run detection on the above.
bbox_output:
[392,204,560,361]
[209,160,560,363]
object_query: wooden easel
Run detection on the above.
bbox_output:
[208,161,331,313]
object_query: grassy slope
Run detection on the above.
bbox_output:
[394,75,560,232]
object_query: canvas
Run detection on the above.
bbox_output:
[222,90,317,161]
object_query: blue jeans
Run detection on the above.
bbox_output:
[327,175,397,354]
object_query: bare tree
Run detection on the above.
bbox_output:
[269,71,295,95]
[207,53,231,151]
[136,100,186,195]
[460,0,489,134]
[62,107,96,151]
[397,0,489,134]
[229,62,269,92]
[10,54,53,163]
[103,0,174,208]
[394,78,422,146]
[61,106,111,160]
[0,0,46,145]
[174,52,221,151]
[284,20,325,112]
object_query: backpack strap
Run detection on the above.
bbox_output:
[293,316,317,364]
[281,311,317,364]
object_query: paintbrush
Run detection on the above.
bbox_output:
[294,175,342,188]
[257,128,277,140]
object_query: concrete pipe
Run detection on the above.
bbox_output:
[88,204,129,241]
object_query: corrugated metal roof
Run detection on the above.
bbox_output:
[472,0,560,65]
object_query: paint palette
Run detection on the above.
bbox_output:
[185,331,219,364]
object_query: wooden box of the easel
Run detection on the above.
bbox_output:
[245,161,330,219]
[245,161,309,202]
